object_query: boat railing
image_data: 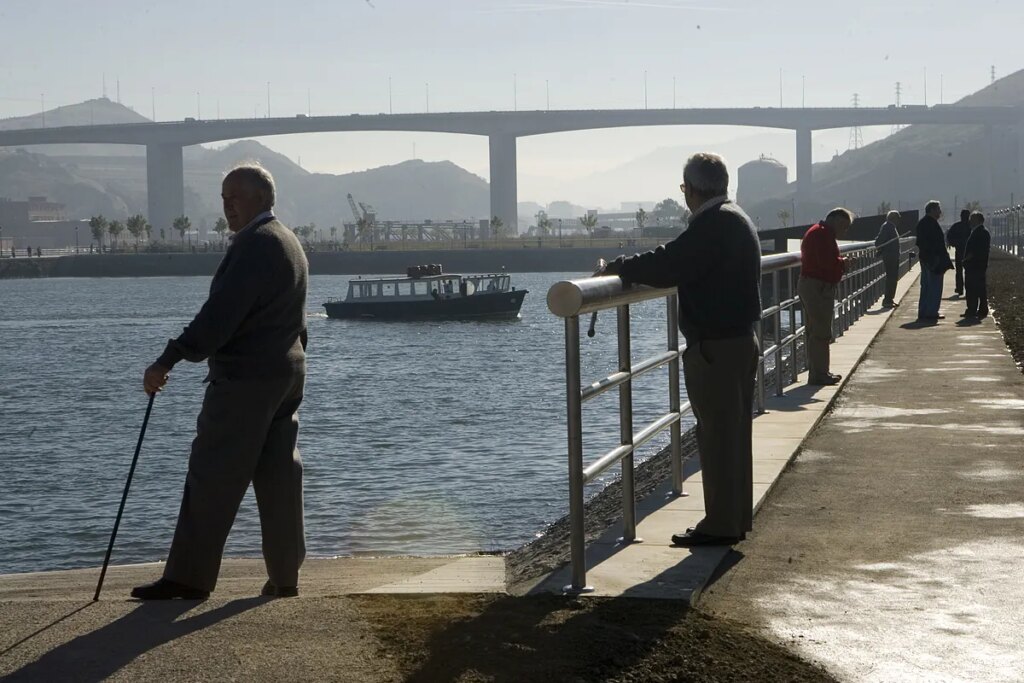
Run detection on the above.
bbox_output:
[545,236,916,593]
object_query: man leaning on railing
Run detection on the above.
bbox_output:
[599,152,761,547]
[874,210,903,309]
[799,208,853,386]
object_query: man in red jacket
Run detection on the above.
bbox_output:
[799,208,852,385]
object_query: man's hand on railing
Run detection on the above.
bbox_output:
[597,256,624,277]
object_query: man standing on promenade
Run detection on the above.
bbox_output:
[601,153,761,546]
[962,211,991,319]
[915,200,952,321]
[799,208,852,386]
[874,210,902,309]
[946,209,972,296]
[133,164,309,600]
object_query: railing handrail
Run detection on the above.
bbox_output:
[547,238,912,319]
[547,232,916,593]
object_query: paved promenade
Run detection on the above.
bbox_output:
[702,267,1024,681]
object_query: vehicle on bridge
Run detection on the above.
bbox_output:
[323,264,527,320]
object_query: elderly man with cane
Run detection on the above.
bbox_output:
[601,152,761,546]
[131,163,309,600]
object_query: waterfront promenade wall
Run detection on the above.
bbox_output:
[0,247,631,279]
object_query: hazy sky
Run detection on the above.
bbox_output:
[3,0,1023,207]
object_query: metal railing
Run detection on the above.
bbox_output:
[546,236,916,593]
[991,205,1023,258]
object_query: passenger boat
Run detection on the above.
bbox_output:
[323,264,528,320]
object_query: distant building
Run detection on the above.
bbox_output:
[737,156,789,207]
[0,196,67,224]
[0,196,84,249]
[619,201,656,212]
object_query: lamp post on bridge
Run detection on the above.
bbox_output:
[75,225,79,254]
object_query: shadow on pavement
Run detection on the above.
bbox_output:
[398,594,683,682]
[3,598,265,682]
[0,602,93,658]
[899,319,939,329]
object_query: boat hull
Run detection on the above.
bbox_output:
[324,289,528,320]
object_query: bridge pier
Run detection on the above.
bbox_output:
[795,127,813,224]
[489,134,518,235]
[146,143,185,237]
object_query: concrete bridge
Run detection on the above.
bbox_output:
[2,105,1023,234]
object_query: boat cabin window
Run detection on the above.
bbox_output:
[382,283,396,297]
[349,282,376,298]
[473,276,506,292]
[412,280,429,296]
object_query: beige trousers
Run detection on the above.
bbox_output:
[683,332,759,538]
[799,276,836,382]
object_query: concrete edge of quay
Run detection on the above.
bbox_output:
[0,247,640,279]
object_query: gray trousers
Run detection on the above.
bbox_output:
[163,373,306,592]
[882,254,899,305]
[683,332,759,538]
[799,276,836,382]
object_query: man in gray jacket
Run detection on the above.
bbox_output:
[874,210,902,308]
[132,164,309,600]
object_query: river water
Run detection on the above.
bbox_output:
[0,272,690,575]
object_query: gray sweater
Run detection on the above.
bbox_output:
[157,217,309,380]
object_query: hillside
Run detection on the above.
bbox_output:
[0,98,148,157]
[747,69,1024,222]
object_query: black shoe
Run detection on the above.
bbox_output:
[670,530,741,547]
[808,373,841,386]
[131,578,209,600]
[962,311,977,318]
[261,580,298,598]
[918,314,945,320]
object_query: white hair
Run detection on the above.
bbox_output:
[886,210,901,223]
[225,163,276,207]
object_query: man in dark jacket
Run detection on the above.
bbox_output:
[874,210,902,308]
[601,152,760,547]
[133,164,309,600]
[946,209,972,296]
[962,211,991,319]
[915,200,952,321]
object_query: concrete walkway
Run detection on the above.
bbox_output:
[524,266,923,600]
[701,267,1024,682]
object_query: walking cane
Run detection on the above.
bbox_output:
[93,392,156,601]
